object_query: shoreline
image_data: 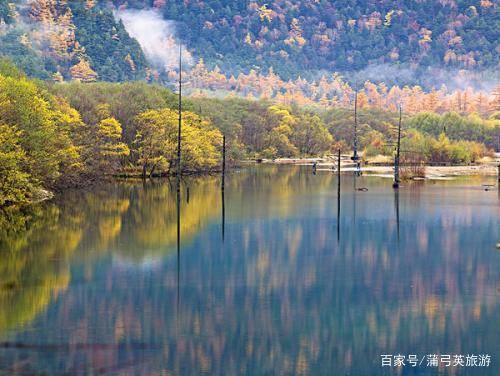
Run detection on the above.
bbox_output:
[254,157,500,178]
[14,160,500,207]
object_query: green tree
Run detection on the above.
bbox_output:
[430,133,452,164]
[408,112,443,136]
[292,113,333,155]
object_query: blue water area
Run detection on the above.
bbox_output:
[0,166,498,375]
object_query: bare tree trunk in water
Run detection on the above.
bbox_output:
[149,163,158,179]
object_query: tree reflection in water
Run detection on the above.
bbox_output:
[0,167,498,375]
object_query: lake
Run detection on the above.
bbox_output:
[0,165,498,375]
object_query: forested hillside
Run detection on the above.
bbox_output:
[0,0,148,81]
[111,0,498,80]
[1,1,498,85]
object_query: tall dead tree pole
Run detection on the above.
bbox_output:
[176,174,181,322]
[352,88,359,163]
[176,45,182,316]
[337,149,341,181]
[393,105,402,189]
[221,133,226,241]
[351,87,361,175]
[177,45,182,185]
[337,148,341,242]
[222,134,226,182]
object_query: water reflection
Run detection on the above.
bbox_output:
[394,188,400,244]
[337,175,341,244]
[221,173,226,243]
[176,177,181,332]
[0,166,498,375]
[0,204,80,333]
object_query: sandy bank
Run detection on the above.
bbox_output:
[257,157,500,177]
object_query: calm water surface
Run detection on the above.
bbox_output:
[0,166,498,375]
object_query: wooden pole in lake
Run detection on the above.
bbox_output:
[221,133,226,241]
[176,165,181,321]
[353,88,359,166]
[337,149,341,179]
[394,188,400,243]
[176,183,181,262]
[177,44,182,184]
[337,149,341,242]
[176,45,183,303]
[175,46,183,316]
[352,161,357,225]
[393,105,402,189]
[221,179,225,241]
[222,134,226,181]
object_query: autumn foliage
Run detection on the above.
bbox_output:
[185,59,499,116]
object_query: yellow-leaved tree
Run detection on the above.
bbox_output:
[263,106,299,158]
[0,71,82,198]
[96,117,130,173]
[134,109,222,177]
[0,124,31,206]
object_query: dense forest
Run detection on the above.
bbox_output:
[186,62,500,114]
[1,0,498,113]
[0,61,222,207]
[0,0,148,81]
[1,60,498,207]
[1,1,498,87]
[112,0,499,81]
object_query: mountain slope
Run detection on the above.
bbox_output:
[0,0,147,81]
[111,0,499,79]
[0,1,498,86]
